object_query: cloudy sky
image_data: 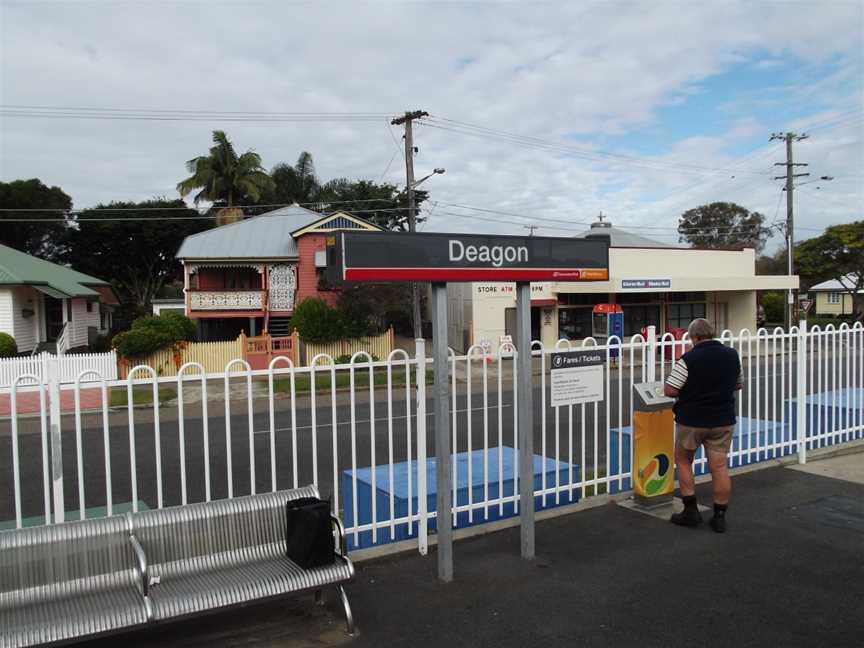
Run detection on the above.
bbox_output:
[1,1,862,250]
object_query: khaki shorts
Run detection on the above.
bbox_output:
[676,424,734,454]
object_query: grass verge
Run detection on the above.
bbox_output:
[110,386,177,407]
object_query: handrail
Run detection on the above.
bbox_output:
[56,322,71,355]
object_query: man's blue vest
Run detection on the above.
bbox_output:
[673,339,741,428]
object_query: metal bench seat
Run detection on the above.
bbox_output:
[144,541,354,619]
[0,516,149,648]
[129,486,355,633]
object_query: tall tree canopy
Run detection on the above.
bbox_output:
[0,178,72,258]
[177,130,274,211]
[63,199,211,317]
[252,151,321,211]
[678,202,771,252]
[316,178,427,231]
[796,221,864,317]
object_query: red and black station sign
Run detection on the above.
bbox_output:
[329,231,609,282]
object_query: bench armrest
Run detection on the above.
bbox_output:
[129,534,149,597]
[330,514,348,557]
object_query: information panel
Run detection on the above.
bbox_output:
[330,231,609,282]
[549,350,605,407]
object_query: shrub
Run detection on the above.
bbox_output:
[113,311,197,358]
[0,332,17,358]
[761,291,784,325]
[289,298,345,344]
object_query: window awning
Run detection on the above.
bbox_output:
[34,285,71,299]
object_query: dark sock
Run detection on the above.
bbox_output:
[713,503,728,516]
[710,503,728,533]
[682,495,699,512]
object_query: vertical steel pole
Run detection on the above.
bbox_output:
[797,320,808,464]
[47,355,64,523]
[646,325,657,383]
[415,337,429,556]
[516,282,535,559]
[432,283,453,581]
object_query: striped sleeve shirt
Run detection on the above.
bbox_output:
[665,358,744,390]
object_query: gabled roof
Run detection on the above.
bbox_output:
[176,204,381,260]
[291,210,383,237]
[0,243,108,298]
[574,220,678,248]
[809,274,862,292]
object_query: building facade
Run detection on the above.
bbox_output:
[0,243,116,353]
[807,274,861,317]
[176,204,383,340]
[447,219,798,352]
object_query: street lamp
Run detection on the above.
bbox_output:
[412,168,445,189]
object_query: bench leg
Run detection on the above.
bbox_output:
[336,584,355,636]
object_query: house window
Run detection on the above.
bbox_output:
[827,292,841,304]
[86,301,93,313]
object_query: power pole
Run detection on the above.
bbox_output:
[771,132,809,330]
[524,225,538,236]
[392,110,429,339]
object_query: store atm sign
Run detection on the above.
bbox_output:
[334,232,609,282]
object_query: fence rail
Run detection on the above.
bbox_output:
[304,328,395,364]
[1,323,861,553]
[0,351,118,387]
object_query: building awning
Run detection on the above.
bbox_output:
[531,299,558,307]
[34,285,71,299]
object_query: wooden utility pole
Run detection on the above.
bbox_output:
[392,110,429,339]
[771,132,809,329]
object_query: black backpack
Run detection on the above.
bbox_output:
[285,496,335,568]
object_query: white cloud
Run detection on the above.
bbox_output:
[0,0,861,252]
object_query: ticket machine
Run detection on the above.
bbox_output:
[632,381,676,504]
[592,304,623,360]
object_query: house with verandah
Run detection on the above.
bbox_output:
[0,243,117,354]
[175,204,383,341]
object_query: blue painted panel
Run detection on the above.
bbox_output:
[342,446,580,550]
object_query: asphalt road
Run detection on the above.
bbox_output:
[1,351,831,526]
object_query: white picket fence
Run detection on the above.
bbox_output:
[0,351,118,387]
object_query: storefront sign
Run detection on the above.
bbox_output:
[549,350,605,407]
[621,278,672,290]
[332,232,609,282]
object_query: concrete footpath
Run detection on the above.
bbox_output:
[86,452,864,648]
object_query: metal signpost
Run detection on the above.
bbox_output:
[330,231,609,581]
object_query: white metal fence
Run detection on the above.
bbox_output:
[0,351,118,387]
[1,324,861,551]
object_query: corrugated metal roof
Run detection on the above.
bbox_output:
[809,274,862,292]
[0,243,107,297]
[575,222,678,248]
[176,204,327,259]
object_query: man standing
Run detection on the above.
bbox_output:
[664,318,742,533]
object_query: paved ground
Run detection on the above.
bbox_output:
[0,387,102,416]
[84,452,864,648]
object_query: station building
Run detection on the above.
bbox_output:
[446,217,798,352]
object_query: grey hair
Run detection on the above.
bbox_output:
[688,318,715,340]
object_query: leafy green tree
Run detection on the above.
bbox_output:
[112,311,197,358]
[756,248,787,275]
[177,130,274,211]
[63,199,210,316]
[0,178,72,258]
[678,202,771,253]
[0,332,17,358]
[316,178,427,231]
[337,282,413,337]
[796,221,864,318]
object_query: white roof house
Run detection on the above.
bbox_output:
[808,274,863,292]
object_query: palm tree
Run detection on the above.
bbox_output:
[177,131,274,218]
[264,151,321,206]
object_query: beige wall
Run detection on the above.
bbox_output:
[815,291,854,316]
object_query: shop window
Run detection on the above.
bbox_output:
[667,303,707,329]
[558,293,608,306]
[621,305,661,337]
[668,292,706,303]
[558,308,593,340]
[827,292,841,304]
[617,292,662,305]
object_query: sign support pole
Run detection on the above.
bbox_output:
[431,282,453,581]
[516,281,535,559]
